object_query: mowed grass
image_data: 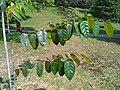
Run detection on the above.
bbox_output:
[0,7,120,90]
[10,7,85,30]
[10,7,120,32]
[0,36,120,90]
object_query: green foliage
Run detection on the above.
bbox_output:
[93,19,100,37]
[64,59,75,80]
[90,0,118,21]
[104,20,114,38]
[29,0,49,12]
[74,19,89,40]
[50,60,58,75]
[37,29,47,46]
[15,69,20,77]
[66,23,73,40]
[21,65,29,77]
[47,30,52,44]
[57,28,67,46]
[45,61,51,73]
[28,33,39,50]
[70,53,80,66]
[24,59,35,69]
[36,62,43,77]
[15,53,93,81]
[51,30,59,45]
[87,14,94,30]
[58,60,63,72]
[79,21,89,38]
[7,32,21,41]
[21,33,29,47]
[74,20,82,39]
[58,61,65,76]
[5,1,35,21]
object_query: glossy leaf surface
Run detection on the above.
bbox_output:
[28,33,38,50]
[93,20,100,37]
[36,62,43,77]
[64,59,75,80]
[104,21,114,38]
[21,65,29,77]
[45,61,51,73]
[37,30,47,46]
[21,33,28,47]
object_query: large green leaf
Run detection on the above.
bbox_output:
[80,54,93,63]
[12,9,22,20]
[57,29,67,46]
[87,14,94,30]
[18,3,32,12]
[14,5,26,19]
[28,33,38,50]
[64,59,75,80]
[104,21,114,38]
[36,62,43,77]
[7,32,21,41]
[12,12,21,21]
[79,21,89,38]
[21,65,29,77]
[51,30,59,45]
[58,60,63,72]
[58,61,65,76]
[37,29,47,46]
[21,33,29,48]
[24,59,35,69]
[45,61,51,73]
[74,21,85,40]
[74,21,81,37]
[93,19,100,37]
[70,53,80,66]
[51,60,58,75]
[66,23,73,40]
[24,1,35,12]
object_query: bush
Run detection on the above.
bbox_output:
[90,0,118,21]
[66,0,92,8]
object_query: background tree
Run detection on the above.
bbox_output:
[90,0,118,21]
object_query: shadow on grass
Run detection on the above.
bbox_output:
[34,88,46,90]
[89,30,120,34]
[92,37,120,45]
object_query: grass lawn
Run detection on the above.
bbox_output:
[0,36,120,90]
[0,7,120,90]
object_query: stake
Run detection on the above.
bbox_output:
[1,0,12,89]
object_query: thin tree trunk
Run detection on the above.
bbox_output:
[1,1,12,89]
